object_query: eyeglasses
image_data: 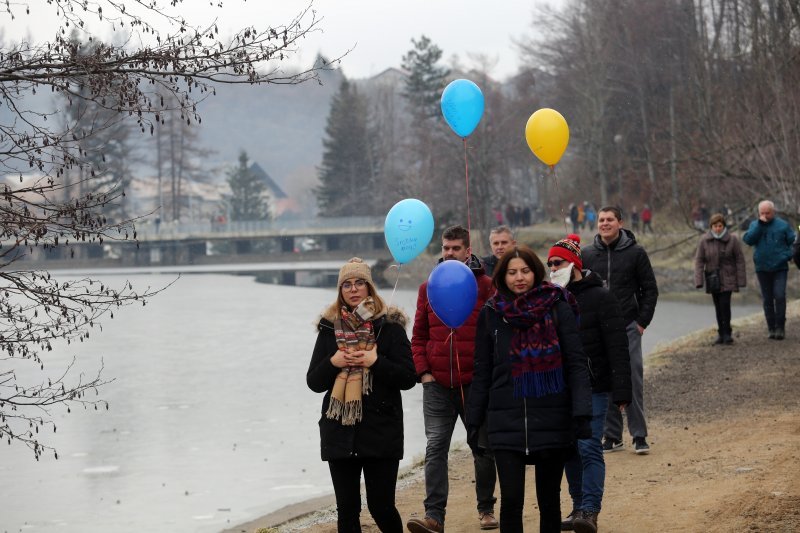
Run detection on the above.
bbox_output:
[341,279,367,291]
[546,259,567,267]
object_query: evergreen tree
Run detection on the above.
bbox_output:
[401,35,451,120]
[316,79,376,216]
[226,151,270,221]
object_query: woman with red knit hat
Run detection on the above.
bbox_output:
[547,236,632,533]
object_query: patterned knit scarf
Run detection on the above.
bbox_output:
[326,301,376,425]
[489,283,579,399]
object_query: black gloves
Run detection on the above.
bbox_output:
[467,425,486,456]
[573,417,592,440]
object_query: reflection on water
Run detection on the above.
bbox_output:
[0,274,760,533]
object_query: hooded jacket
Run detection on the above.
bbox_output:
[742,216,796,272]
[307,306,416,461]
[566,271,631,404]
[581,229,659,328]
[411,254,494,387]
[694,230,747,292]
[466,296,592,454]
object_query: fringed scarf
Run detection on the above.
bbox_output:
[326,300,376,425]
[489,283,580,399]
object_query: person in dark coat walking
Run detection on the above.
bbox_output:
[546,235,631,533]
[307,258,417,533]
[408,225,498,533]
[694,213,747,344]
[581,206,658,455]
[467,245,592,533]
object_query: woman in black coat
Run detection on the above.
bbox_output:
[306,258,416,533]
[467,246,592,533]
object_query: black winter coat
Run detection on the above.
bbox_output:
[306,309,417,461]
[582,229,659,328]
[467,298,592,454]
[567,271,632,405]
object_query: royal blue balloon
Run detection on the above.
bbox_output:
[384,199,435,264]
[427,261,478,328]
[440,79,485,138]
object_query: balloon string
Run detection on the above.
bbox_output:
[452,329,465,409]
[463,138,472,237]
[552,165,568,235]
[376,263,402,343]
[443,329,466,407]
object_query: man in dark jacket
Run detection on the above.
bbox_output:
[742,200,796,340]
[407,225,498,533]
[547,235,632,533]
[581,207,658,456]
[481,225,516,277]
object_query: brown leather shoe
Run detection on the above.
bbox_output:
[479,511,499,530]
[573,511,598,533]
[407,515,444,533]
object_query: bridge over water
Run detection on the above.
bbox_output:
[26,217,397,286]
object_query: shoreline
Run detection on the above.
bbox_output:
[229,301,800,533]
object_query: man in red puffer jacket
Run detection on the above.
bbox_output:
[406,225,498,533]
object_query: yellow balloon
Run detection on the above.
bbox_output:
[525,108,570,167]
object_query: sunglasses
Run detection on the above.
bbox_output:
[546,259,567,267]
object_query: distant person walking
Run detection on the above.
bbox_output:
[694,213,747,345]
[585,204,597,232]
[467,245,592,533]
[742,200,796,340]
[482,225,516,277]
[546,235,631,533]
[306,258,417,532]
[629,207,640,232]
[581,206,658,455]
[569,203,580,233]
[641,205,653,234]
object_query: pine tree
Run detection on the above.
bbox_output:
[226,151,270,221]
[401,35,451,120]
[315,79,377,216]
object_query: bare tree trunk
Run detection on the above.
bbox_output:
[669,87,679,205]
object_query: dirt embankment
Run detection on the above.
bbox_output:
[233,301,800,533]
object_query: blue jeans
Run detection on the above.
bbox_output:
[421,381,497,524]
[756,270,788,330]
[565,392,609,513]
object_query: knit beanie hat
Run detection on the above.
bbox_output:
[709,213,725,227]
[338,257,373,288]
[548,234,582,270]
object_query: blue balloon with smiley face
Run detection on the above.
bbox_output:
[384,199,434,264]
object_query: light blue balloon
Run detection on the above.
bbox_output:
[384,199,435,264]
[440,79,485,138]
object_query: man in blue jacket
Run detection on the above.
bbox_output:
[742,200,796,340]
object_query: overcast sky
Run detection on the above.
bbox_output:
[8,0,557,81]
